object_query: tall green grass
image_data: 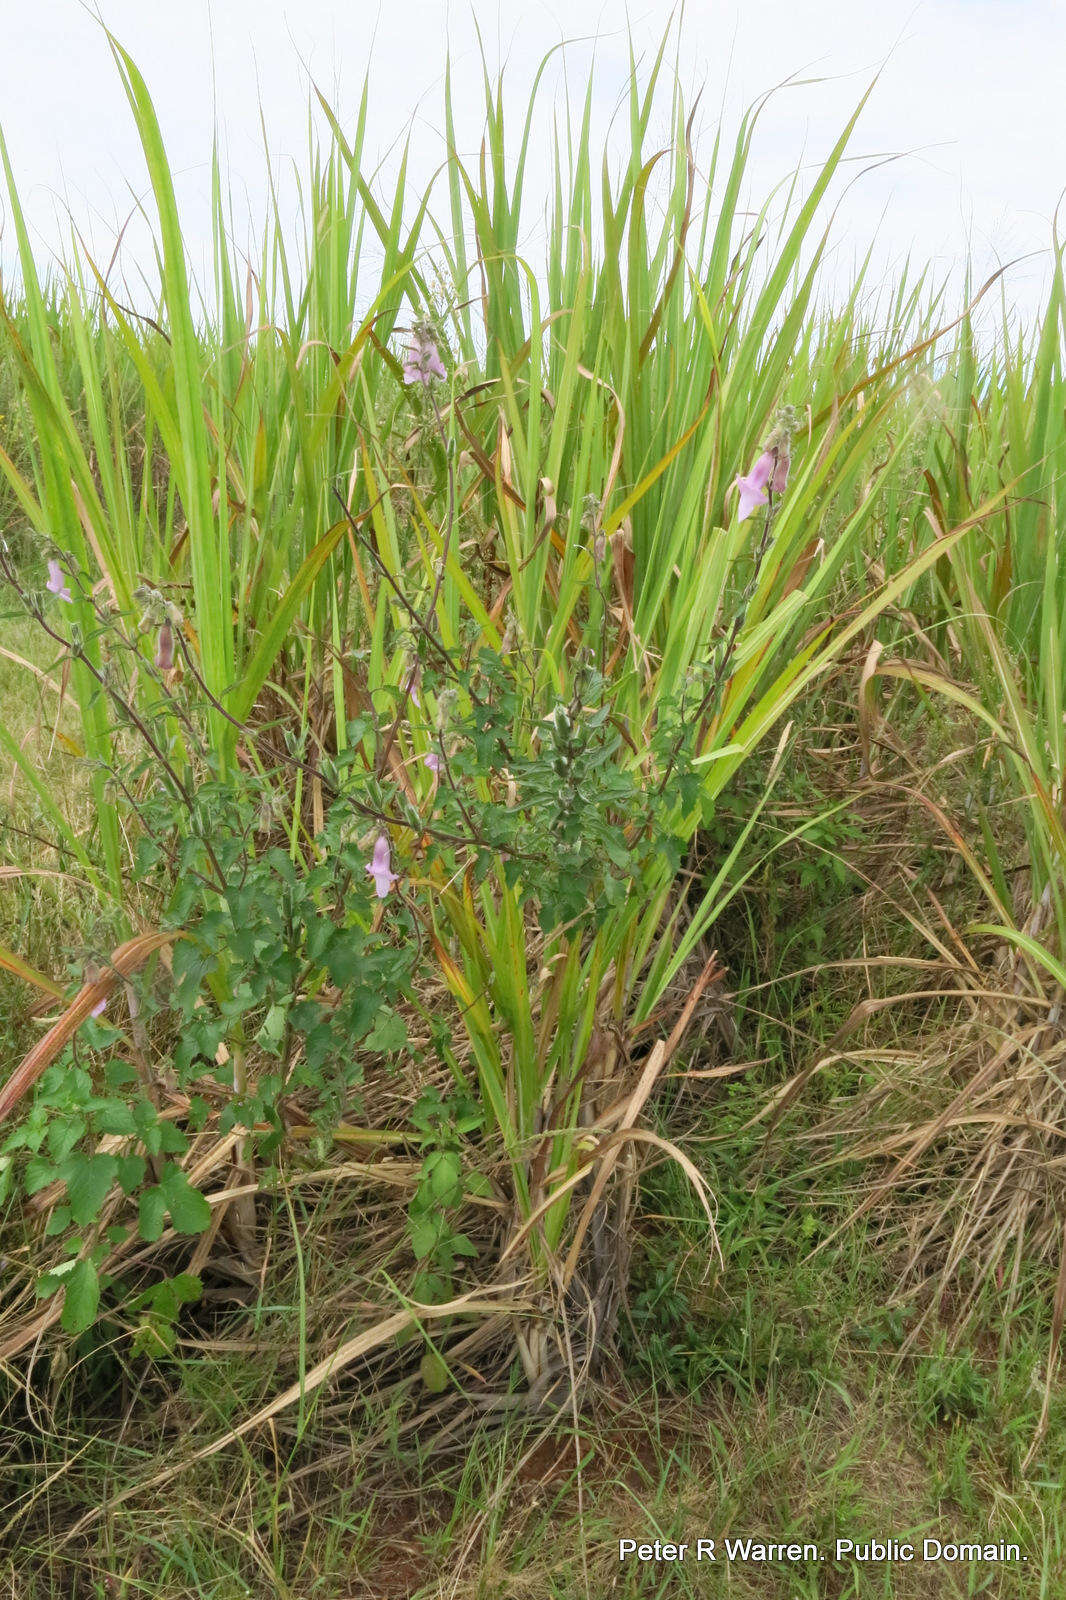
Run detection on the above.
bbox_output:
[0,23,1051,1394]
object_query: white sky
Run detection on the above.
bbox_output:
[0,0,1062,328]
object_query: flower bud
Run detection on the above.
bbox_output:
[154,622,174,672]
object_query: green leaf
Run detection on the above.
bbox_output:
[156,1122,189,1156]
[139,1187,167,1242]
[116,1154,147,1194]
[427,1151,462,1204]
[366,1011,407,1053]
[60,1153,118,1226]
[324,929,365,988]
[96,1099,139,1137]
[256,1002,288,1055]
[44,1204,72,1236]
[47,1117,87,1164]
[159,1164,212,1235]
[105,1061,140,1089]
[24,1156,57,1196]
[60,1259,100,1334]
[419,1349,451,1393]
[409,1214,441,1261]
[170,1272,203,1305]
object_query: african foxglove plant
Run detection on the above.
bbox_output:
[403,321,447,386]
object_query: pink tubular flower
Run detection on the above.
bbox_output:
[733,451,774,522]
[403,326,446,386]
[154,621,174,671]
[366,834,399,899]
[423,751,441,773]
[46,559,73,603]
[771,445,790,496]
[90,997,107,1018]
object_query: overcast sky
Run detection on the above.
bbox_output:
[0,1,1061,328]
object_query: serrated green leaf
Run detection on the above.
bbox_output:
[366,1011,407,1053]
[96,1099,139,1137]
[47,1118,86,1165]
[170,1272,203,1305]
[24,1155,57,1195]
[159,1165,212,1235]
[409,1214,441,1260]
[60,1153,118,1226]
[139,1187,167,1242]
[427,1151,461,1204]
[116,1154,147,1194]
[44,1204,71,1236]
[60,1259,100,1334]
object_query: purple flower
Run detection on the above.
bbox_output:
[365,834,399,899]
[735,426,794,522]
[90,997,107,1018]
[423,752,441,773]
[403,327,447,386]
[733,451,774,522]
[46,559,73,603]
[154,622,174,671]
